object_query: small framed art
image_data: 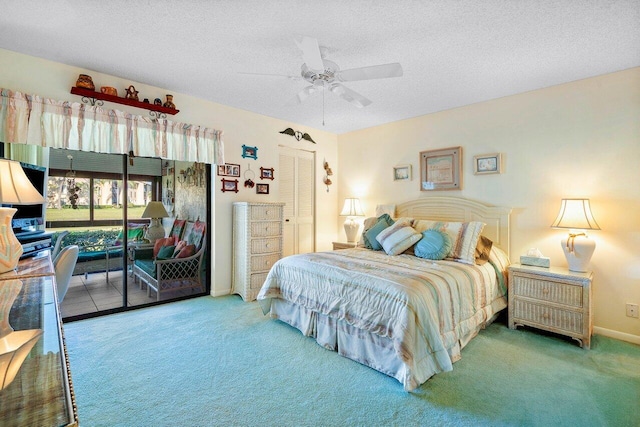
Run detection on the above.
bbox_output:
[221,178,239,193]
[241,145,258,160]
[393,165,412,181]
[217,163,241,177]
[256,183,270,194]
[260,167,275,180]
[420,146,462,191]
[473,153,502,175]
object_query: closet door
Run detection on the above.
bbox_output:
[279,146,315,256]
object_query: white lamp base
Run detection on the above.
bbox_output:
[561,234,595,272]
[0,207,23,274]
[145,218,166,244]
[343,218,360,243]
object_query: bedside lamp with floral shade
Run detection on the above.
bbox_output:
[551,198,600,272]
[0,159,45,274]
[340,198,365,243]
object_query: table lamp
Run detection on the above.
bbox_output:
[142,201,169,244]
[0,159,46,274]
[550,198,600,272]
[340,198,365,243]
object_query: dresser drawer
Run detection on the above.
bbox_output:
[250,205,283,221]
[251,237,281,254]
[251,253,280,272]
[512,299,584,335]
[250,221,282,237]
[512,274,583,308]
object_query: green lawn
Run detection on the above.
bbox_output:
[46,206,147,222]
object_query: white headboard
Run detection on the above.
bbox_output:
[395,197,512,255]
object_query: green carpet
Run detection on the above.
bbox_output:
[64,296,640,426]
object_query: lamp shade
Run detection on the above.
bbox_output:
[0,159,45,204]
[551,199,600,230]
[142,201,169,219]
[551,198,600,273]
[340,198,365,217]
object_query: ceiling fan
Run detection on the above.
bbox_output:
[242,36,403,109]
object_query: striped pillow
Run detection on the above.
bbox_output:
[376,220,422,256]
[413,220,485,264]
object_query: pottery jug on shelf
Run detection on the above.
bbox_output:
[163,95,176,109]
[76,74,95,91]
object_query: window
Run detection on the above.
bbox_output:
[46,172,153,228]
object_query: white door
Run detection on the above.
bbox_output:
[279,146,315,256]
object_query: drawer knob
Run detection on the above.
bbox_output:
[542,288,550,295]
[265,243,270,248]
[542,313,550,320]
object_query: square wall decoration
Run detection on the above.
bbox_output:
[420,146,461,191]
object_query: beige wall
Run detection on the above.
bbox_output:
[337,67,640,342]
[0,48,340,297]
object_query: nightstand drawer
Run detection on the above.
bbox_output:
[513,299,584,335]
[512,274,583,308]
[250,205,283,221]
[251,253,280,272]
[250,221,282,237]
[251,237,281,254]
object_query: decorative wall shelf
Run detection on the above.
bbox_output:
[70,87,180,118]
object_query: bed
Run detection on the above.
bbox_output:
[257,197,512,391]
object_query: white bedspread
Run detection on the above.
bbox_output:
[257,248,508,390]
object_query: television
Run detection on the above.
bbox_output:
[7,162,46,234]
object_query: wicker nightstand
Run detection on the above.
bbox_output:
[508,264,593,349]
[332,241,357,250]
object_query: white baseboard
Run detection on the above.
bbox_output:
[594,326,640,345]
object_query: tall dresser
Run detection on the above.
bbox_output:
[232,202,284,301]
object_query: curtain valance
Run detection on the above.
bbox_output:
[0,88,224,165]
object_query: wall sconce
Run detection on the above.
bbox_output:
[340,198,365,243]
[177,162,206,188]
[551,198,600,272]
[323,161,333,193]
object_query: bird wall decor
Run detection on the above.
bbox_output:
[279,128,316,144]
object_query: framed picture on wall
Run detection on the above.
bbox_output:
[217,163,240,177]
[256,183,269,194]
[473,153,502,175]
[419,146,462,191]
[221,178,239,193]
[393,164,412,181]
[260,167,274,180]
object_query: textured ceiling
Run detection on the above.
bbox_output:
[1,1,639,134]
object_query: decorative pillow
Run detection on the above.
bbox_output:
[157,245,176,260]
[414,229,452,260]
[413,220,485,264]
[114,226,146,246]
[170,219,187,240]
[176,244,196,258]
[173,240,188,257]
[375,220,421,256]
[475,235,493,265]
[153,237,174,257]
[362,214,394,250]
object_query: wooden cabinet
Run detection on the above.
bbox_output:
[508,264,593,349]
[232,202,284,302]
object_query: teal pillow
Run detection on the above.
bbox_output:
[157,245,176,260]
[414,229,452,260]
[363,214,395,250]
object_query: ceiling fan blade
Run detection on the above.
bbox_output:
[238,72,302,80]
[336,63,403,82]
[287,85,319,105]
[294,36,325,71]
[329,83,372,108]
